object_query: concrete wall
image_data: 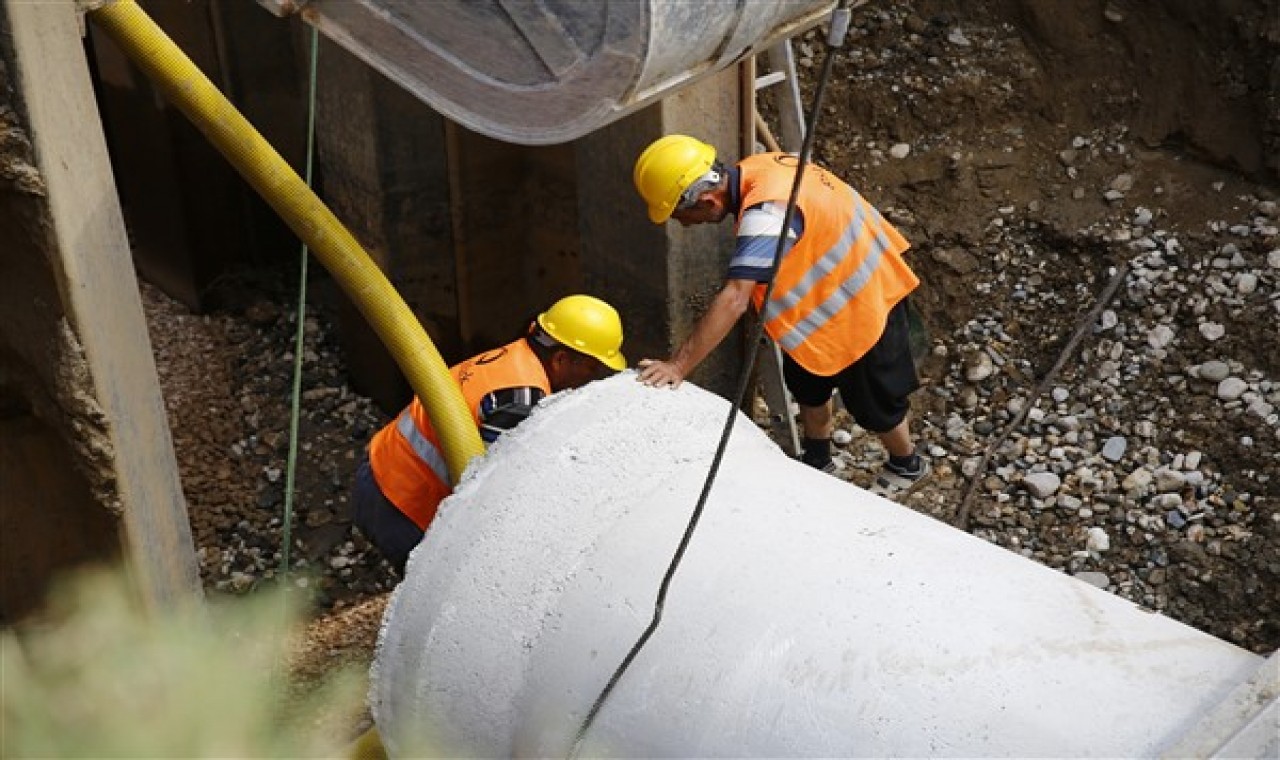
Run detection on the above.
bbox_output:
[77,2,754,414]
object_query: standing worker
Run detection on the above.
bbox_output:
[631,134,929,500]
[351,295,627,574]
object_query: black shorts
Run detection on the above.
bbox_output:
[781,299,920,433]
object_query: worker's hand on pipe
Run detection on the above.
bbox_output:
[637,359,685,388]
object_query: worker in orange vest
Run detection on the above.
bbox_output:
[351,294,627,574]
[632,135,929,500]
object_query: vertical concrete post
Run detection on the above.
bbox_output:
[317,42,585,410]
[576,67,745,396]
[1,0,199,609]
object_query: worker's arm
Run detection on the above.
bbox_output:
[477,387,546,442]
[637,278,757,388]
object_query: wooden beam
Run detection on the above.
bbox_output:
[2,0,200,609]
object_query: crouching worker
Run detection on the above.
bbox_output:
[351,295,626,575]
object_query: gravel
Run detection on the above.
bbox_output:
[815,189,1278,653]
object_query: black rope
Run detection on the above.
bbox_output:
[567,4,854,756]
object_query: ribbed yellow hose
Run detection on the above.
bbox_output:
[87,0,484,482]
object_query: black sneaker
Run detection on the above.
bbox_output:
[801,455,841,475]
[871,457,932,500]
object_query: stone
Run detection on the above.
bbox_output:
[931,247,981,275]
[1022,471,1061,499]
[1217,377,1247,401]
[1147,325,1175,349]
[1074,571,1111,589]
[964,350,995,382]
[1153,467,1187,493]
[1199,322,1226,341]
[1122,468,1153,492]
[1196,361,1231,382]
[1101,436,1127,462]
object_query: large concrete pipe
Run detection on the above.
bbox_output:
[372,375,1275,758]
[255,0,835,145]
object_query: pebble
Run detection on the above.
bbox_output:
[1074,572,1111,589]
[1217,377,1247,401]
[1153,467,1186,493]
[1196,361,1231,382]
[1023,471,1061,498]
[1147,325,1175,349]
[1199,322,1226,341]
[964,350,995,382]
[1122,468,1153,492]
[1101,436,1127,462]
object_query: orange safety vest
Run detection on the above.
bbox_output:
[737,153,919,375]
[367,337,551,529]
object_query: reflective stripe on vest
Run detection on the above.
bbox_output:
[369,337,553,530]
[737,152,918,374]
[765,199,898,353]
[395,410,452,489]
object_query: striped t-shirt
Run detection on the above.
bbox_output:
[726,167,804,282]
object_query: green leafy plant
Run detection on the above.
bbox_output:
[2,565,363,758]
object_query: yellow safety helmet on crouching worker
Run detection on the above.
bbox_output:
[633,134,717,224]
[536,295,627,371]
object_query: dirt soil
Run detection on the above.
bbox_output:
[138,0,1279,740]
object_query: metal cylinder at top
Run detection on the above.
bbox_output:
[260,0,834,144]
[370,375,1267,758]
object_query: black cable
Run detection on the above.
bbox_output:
[568,4,853,756]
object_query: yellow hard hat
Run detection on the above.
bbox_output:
[633,134,717,224]
[536,295,627,371]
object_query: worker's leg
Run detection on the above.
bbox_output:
[349,454,424,576]
[783,355,839,471]
[877,415,915,458]
[798,399,835,440]
[837,300,929,496]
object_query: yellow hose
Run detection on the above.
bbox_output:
[87,0,484,482]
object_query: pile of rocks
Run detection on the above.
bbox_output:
[826,186,1277,652]
[143,279,398,607]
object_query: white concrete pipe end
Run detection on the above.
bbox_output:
[372,374,1262,758]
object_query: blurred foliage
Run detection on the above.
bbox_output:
[1,565,364,758]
